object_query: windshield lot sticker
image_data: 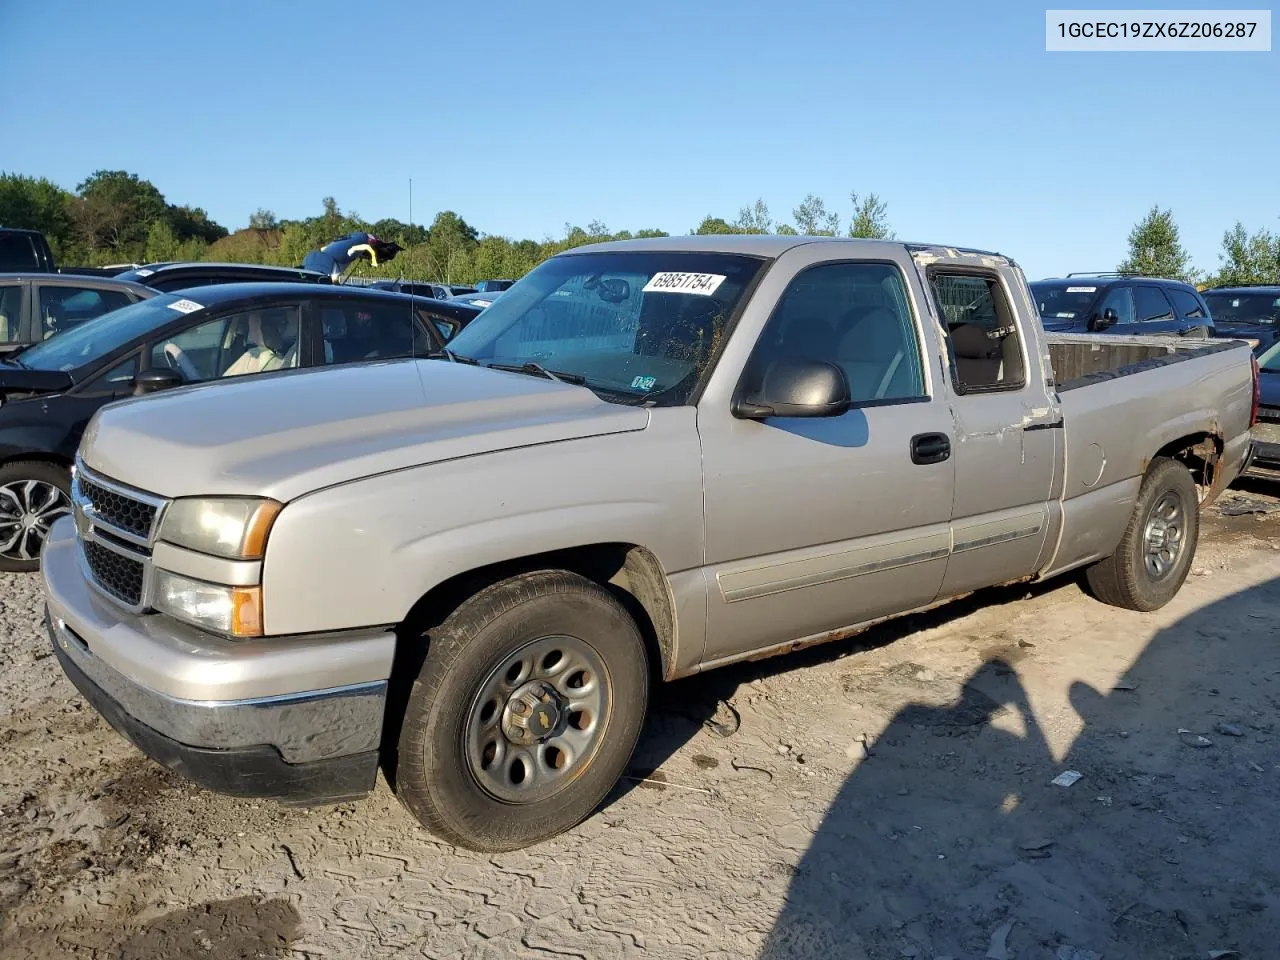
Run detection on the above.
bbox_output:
[642,272,726,296]
[1065,286,1097,293]
[631,375,657,391]
[167,299,203,314]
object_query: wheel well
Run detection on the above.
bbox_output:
[381,544,676,780]
[1152,432,1224,501]
[396,541,675,673]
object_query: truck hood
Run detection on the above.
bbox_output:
[79,359,649,501]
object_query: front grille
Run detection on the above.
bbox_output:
[77,474,158,540]
[83,540,145,606]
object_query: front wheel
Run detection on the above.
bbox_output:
[1085,457,1199,611]
[0,461,73,573]
[393,570,650,852]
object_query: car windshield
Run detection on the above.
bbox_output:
[1202,292,1280,325]
[443,251,767,404]
[1030,281,1098,320]
[16,294,188,371]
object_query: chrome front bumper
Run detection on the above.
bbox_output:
[42,517,397,803]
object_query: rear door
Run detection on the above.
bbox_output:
[1134,285,1180,334]
[698,248,956,665]
[1167,287,1212,334]
[310,296,438,367]
[921,261,1060,597]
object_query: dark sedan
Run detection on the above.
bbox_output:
[0,283,478,570]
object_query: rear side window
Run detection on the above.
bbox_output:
[0,285,22,343]
[1135,286,1175,322]
[319,299,434,365]
[1168,288,1206,320]
[38,285,133,338]
[749,261,925,404]
[929,272,1025,393]
[0,234,36,271]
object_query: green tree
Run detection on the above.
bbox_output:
[1212,221,1280,286]
[144,219,182,262]
[733,198,772,234]
[848,192,894,239]
[248,208,279,231]
[793,194,840,236]
[692,216,736,235]
[1117,205,1197,281]
[0,173,74,256]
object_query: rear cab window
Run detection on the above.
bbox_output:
[928,271,1026,393]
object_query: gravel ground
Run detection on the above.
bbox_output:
[1,485,1279,960]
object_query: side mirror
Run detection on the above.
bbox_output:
[733,358,851,419]
[1091,307,1119,331]
[133,367,185,395]
[598,278,631,304]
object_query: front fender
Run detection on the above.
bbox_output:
[260,412,704,637]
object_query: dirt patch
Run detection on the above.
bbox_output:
[5,896,300,960]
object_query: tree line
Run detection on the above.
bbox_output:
[1,170,1276,288]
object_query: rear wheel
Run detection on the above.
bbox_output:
[1085,457,1199,611]
[393,570,649,852]
[0,461,72,573]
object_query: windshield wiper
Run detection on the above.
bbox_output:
[485,361,586,385]
[429,348,479,364]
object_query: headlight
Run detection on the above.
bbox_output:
[160,497,282,559]
[153,569,263,637]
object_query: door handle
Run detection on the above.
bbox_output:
[910,432,951,465]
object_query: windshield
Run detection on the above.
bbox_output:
[1030,282,1098,320]
[1202,292,1280,326]
[16,294,187,371]
[443,251,767,404]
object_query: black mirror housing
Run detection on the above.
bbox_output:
[133,368,185,395]
[733,358,851,420]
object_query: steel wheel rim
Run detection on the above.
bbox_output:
[1142,490,1186,581]
[0,479,70,561]
[464,634,612,804]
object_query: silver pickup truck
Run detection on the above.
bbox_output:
[42,236,1260,852]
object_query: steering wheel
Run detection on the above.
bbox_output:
[163,342,200,381]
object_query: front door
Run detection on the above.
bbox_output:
[697,252,956,666]
[922,264,1059,597]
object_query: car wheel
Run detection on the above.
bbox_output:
[1085,457,1199,611]
[0,461,73,573]
[393,570,649,852]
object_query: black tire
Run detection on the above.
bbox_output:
[1085,457,1199,612]
[0,460,73,574]
[393,570,649,852]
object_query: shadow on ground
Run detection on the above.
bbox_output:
[755,577,1280,960]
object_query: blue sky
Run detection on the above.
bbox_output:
[1,1,1276,279]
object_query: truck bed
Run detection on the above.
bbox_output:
[1046,333,1242,391]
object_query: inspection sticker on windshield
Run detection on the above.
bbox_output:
[1065,286,1096,293]
[631,375,657,391]
[167,299,203,314]
[643,272,726,296]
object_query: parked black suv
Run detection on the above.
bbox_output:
[1029,273,1214,337]
[113,261,332,291]
[0,229,57,273]
[1200,285,1280,354]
